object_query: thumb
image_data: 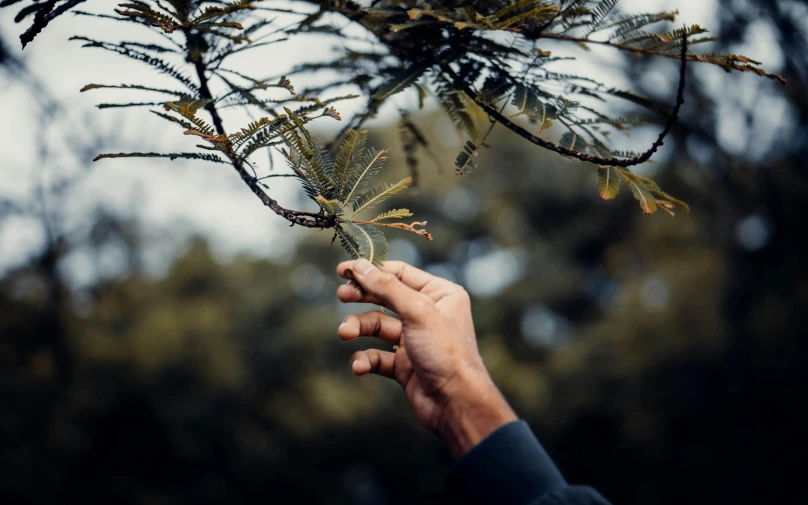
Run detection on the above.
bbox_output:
[350,259,432,319]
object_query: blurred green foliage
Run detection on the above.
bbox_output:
[3,103,806,503]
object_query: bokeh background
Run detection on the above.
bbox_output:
[1,0,806,504]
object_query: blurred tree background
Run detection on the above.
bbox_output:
[1,1,806,504]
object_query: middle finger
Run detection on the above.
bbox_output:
[338,310,402,346]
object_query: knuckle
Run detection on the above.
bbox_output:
[374,271,397,288]
[409,295,433,313]
[366,350,382,373]
[368,312,383,336]
[384,260,405,273]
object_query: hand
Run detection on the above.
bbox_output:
[336,258,517,459]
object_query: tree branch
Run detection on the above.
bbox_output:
[228,152,336,228]
[442,30,688,168]
[184,31,335,229]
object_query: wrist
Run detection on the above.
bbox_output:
[436,367,517,460]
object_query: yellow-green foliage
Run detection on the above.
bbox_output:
[2,0,784,246]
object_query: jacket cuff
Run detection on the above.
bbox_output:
[445,420,567,505]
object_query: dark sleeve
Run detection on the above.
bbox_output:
[445,420,611,505]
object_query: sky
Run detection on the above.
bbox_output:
[0,0,785,281]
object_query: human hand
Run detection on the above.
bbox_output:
[336,258,517,459]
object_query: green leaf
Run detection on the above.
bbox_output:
[93,152,227,163]
[651,189,690,212]
[414,83,428,110]
[534,101,557,132]
[372,208,413,221]
[238,115,310,160]
[434,75,479,138]
[585,0,620,34]
[342,222,389,266]
[163,98,216,135]
[80,83,187,95]
[337,226,362,259]
[560,131,588,153]
[455,140,479,175]
[165,97,212,116]
[479,75,513,105]
[511,84,538,117]
[350,177,412,217]
[315,196,344,216]
[602,12,679,38]
[371,66,427,101]
[625,177,658,214]
[342,148,389,205]
[230,117,273,148]
[279,108,336,199]
[333,130,368,202]
[320,106,341,120]
[596,167,620,200]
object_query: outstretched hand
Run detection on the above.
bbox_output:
[336,258,516,459]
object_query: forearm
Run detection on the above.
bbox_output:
[436,370,517,460]
[439,372,612,505]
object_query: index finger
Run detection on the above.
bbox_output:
[337,259,433,320]
[338,260,439,292]
[379,261,439,292]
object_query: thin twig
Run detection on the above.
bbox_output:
[542,33,695,62]
[256,174,298,180]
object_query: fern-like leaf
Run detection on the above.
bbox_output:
[281,108,336,198]
[560,130,588,153]
[371,66,427,100]
[434,74,479,138]
[93,152,227,163]
[337,226,362,260]
[596,166,620,200]
[333,129,368,202]
[371,208,413,221]
[621,174,657,214]
[341,222,389,266]
[342,147,389,205]
[315,196,344,217]
[80,83,187,96]
[455,140,479,175]
[350,177,412,217]
[69,36,199,92]
[164,98,216,136]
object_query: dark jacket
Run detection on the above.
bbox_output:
[446,421,611,505]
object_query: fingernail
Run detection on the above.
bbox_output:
[348,280,364,296]
[344,268,354,280]
[354,258,373,275]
